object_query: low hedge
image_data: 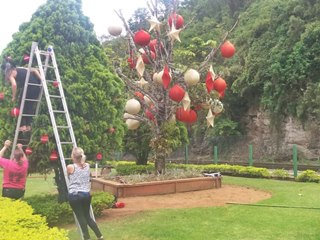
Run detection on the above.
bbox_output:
[25,191,115,226]
[0,197,68,240]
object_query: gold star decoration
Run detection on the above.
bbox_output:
[135,55,145,77]
[135,77,149,88]
[168,23,182,43]
[147,16,162,32]
[182,92,191,110]
[206,109,215,128]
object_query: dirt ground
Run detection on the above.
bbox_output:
[100,185,272,221]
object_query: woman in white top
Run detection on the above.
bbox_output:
[67,147,104,240]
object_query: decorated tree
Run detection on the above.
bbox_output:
[110,0,238,174]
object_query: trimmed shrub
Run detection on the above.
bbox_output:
[296,170,320,183]
[0,197,68,240]
[272,169,290,180]
[25,191,115,226]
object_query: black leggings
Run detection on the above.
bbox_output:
[2,188,25,200]
[68,192,102,240]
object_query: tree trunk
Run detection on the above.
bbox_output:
[155,151,166,174]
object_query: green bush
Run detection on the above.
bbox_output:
[25,191,115,226]
[0,197,68,240]
[115,162,154,175]
[296,170,320,183]
[272,169,290,180]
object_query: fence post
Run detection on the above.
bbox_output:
[248,144,253,166]
[213,146,218,164]
[293,144,298,178]
[184,144,189,164]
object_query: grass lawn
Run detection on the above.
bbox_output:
[1,169,319,239]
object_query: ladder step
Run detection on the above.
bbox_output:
[49,95,62,98]
[21,113,37,117]
[28,83,42,87]
[60,142,74,145]
[52,110,66,113]
[25,98,40,102]
[57,126,70,129]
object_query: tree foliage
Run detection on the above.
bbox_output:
[0,0,125,172]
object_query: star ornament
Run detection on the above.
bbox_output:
[135,77,149,88]
[168,23,182,42]
[135,55,145,77]
[206,109,215,128]
[147,16,162,32]
[182,92,191,110]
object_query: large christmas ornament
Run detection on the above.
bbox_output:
[212,99,224,114]
[41,134,49,144]
[214,77,227,92]
[145,108,155,120]
[126,119,140,130]
[108,25,122,36]
[187,109,198,124]
[162,65,171,89]
[11,108,20,117]
[53,81,59,87]
[176,107,190,122]
[127,57,136,69]
[147,16,162,32]
[125,99,141,115]
[134,92,144,100]
[49,150,58,161]
[134,30,151,47]
[168,13,184,29]
[168,23,182,42]
[149,39,163,52]
[184,69,200,86]
[169,84,185,102]
[142,51,156,64]
[96,152,103,161]
[25,147,33,155]
[220,40,236,58]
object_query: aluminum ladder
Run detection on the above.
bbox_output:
[10,41,91,240]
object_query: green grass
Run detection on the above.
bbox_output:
[1,169,320,240]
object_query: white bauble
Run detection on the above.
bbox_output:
[108,26,122,36]
[125,99,141,114]
[184,69,200,86]
[126,119,140,130]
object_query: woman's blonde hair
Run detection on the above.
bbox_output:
[71,147,86,165]
[13,149,24,166]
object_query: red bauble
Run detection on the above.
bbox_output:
[11,108,20,117]
[169,84,185,102]
[23,54,30,62]
[168,13,184,29]
[53,81,59,87]
[40,134,49,144]
[49,150,58,161]
[220,40,236,58]
[214,77,227,92]
[176,107,189,122]
[142,51,156,64]
[134,91,144,100]
[145,108,155,120]
[25,147,33,155]
[127,57,136,69]
[187,110,198,124]
[96,152,103,161]
[133,30,151,47]
[114,202,125,208]
[0,92,4,101]
[162,65,171,89]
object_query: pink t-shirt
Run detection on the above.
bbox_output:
[0,157,28,189]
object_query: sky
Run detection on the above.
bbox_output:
[0,0,148,52]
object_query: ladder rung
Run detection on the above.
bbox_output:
[28,83,42,86]
[60,142,74,145]
[21,113,37,117]
[49,95,62,98]
[25,98,40,102]
[64,157,72,160]
[43,65,56,69]
[52,110,66,113]
[57,126,70,129]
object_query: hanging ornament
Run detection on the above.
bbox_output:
[125,98,141,115]
[176,107,190,122]
[201,99,213,109]
[153,72,162,85]
[182,92,191,110]
[212,99,224,114]
[49,150,58,161]
[149,39,163,52]
[25,147,33,155]
[147,16,162,32]
[143,95,153,105]
[219,91,225,99]
[142,51,156,64]
[169,84,185,102]
[187,110,198,124]
[206,109,215,128]
[127,57,136,69]
[23,54,30,63]
[126,119,140,130]
[0,92,4,101]
[214,77,227,92]
[96,152,103,161]
[135,77,149,88]
[53,80,59,87]
[135,55,145,77]
[184,69,200,86]
[220,40,236,58]
[162,65,171,89]
[40,134,49,144]
[134,92,144,100]
[205,71,214,93]
[11,108,20,117]
[108,25,122,36]
[168,23,182,43]
[145,108,155,120]
[168,13,184,29]
[133,29,151,47]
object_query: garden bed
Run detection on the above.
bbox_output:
[91,176,222,197]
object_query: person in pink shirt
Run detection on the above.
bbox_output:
[0,140,29,199]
